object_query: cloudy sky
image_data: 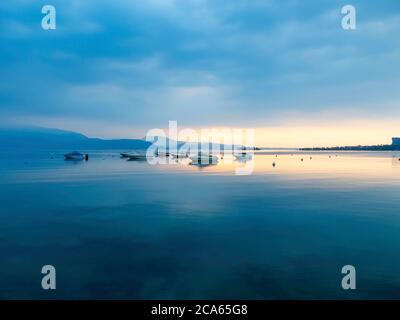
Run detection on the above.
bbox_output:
[0,0,399,147]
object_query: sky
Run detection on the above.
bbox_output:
[0,0,400,147]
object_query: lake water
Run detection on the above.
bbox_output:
[1,150,400,299]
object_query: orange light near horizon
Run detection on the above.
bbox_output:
[253,120,400,148]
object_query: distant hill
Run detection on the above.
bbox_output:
[0,127,256,151]
[0,127,151,150]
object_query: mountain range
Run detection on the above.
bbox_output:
[0,126,249,151]
[0,127,150,150]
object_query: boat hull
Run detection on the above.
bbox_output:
[189,155,219,164]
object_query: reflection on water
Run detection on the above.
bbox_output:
[4,150,400,184]
[1,149,400,299]
[189,162,218,168]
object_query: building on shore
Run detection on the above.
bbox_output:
[392,137,400,146]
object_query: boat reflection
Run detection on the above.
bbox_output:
[189,161,218,168]
[234,154,253,163]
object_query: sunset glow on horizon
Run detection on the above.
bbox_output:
[150,118,400,148]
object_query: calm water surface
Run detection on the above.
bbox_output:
[1,150,400,299]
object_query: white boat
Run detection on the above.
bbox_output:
[170,151,189,158]
[189,152,219,164]
[234,152,253,160]
[125,151,150,161]
[64,151,85,160]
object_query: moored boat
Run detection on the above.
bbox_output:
[170,151,190,159]
[189,152,219,164]
[234,152,253,160]
[120,152,133,158]
[64,151,85,160]
[125,151,150,161]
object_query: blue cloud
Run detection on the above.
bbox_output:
[0,0,400,132]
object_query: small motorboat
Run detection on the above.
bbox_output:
[64,151,85,160]
[170,151,189,159]
[189,152,219,165]
[234,152,253,161]
[125,151,150,161]
[120,152,133,158]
